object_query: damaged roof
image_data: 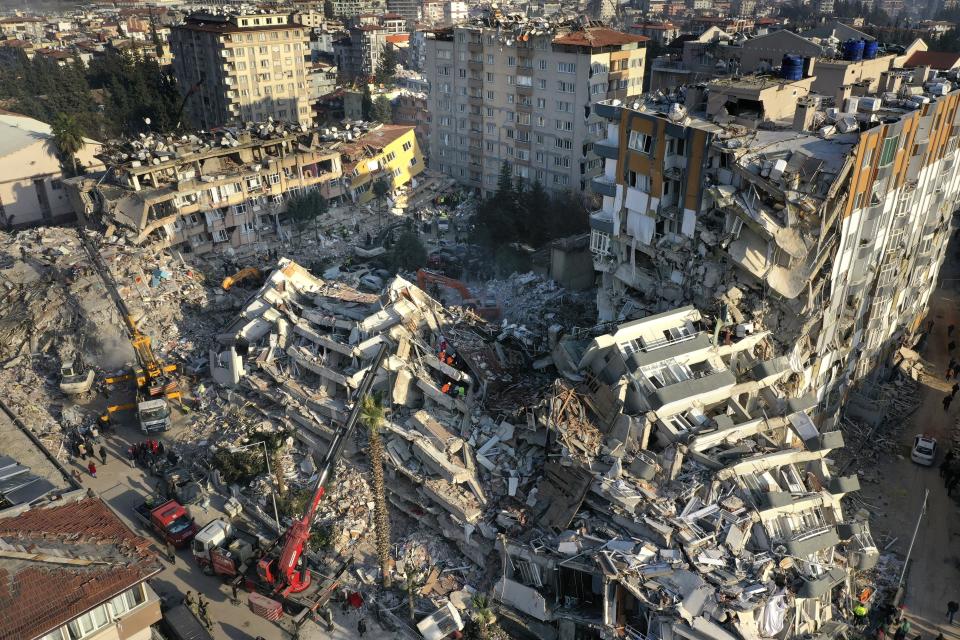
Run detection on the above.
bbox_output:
[0,497,162,640]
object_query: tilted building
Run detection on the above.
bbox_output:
[169,12,312,129]
[64,121,425,257]
[424,13,648,194]
[587,65,960,427]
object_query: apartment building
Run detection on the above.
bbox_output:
[65,123,344,258]
[0,497,163,640]
[334,14,404,80]
[424,15,648,195]
[387,0,421,28]
[588,67,960,426]
[169,12,311,129]
[341,124,424,204]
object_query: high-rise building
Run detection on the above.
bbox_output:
[387,0,421,29]
[170,13,312,129]
[588,69,960,426]
[424,17,648,195]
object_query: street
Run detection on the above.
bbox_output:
[70,416,388,640]
[859,239,960,639]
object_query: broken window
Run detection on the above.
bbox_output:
[628,130,653,154]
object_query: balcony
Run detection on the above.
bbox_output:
[467,41,482,53]
[589,209,614,234]
[594,138,619,160]
[594,101,622,122]
[591,175,617,197]
[651,58,691,73]
[516,84,533,96]
[468,94,483,106]
[468,77,483,90]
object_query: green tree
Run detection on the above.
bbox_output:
[360,393,392,588]
[375,45,397,85]
[286,190,329,246]
[51,112,86,176]
[495,161,514,204]
[361,85,374,120]
[371,95,393,123]
[388,229,427,273]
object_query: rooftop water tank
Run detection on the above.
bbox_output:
[842,39,865,62]
[781,54,803,81]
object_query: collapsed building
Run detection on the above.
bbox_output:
[208,260,878,640]
[588,66,960,428]
[64,120,422,259]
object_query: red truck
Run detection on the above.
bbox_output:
[191,519,264,578]
[134,499,198,548]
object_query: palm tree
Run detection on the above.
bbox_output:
[471,595,496,639]
[360,393,392,588]
[51,113,85,176]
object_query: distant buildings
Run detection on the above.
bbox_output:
[0,111,102,229]
[334,14,406,81]
[424,15,648,195]
[169,12,312,129]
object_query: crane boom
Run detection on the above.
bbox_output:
[259,341,389,596]
[78,230,175,398]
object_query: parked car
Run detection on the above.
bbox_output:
[911,435,937,466]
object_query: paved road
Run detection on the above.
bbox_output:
[861,239,960,640]
[71,417,388,640]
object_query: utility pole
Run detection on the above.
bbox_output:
[897,488,928,590]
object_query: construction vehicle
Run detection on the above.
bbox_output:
[221,266,263,291]
[78,232,182,433]
[192,519,266,578]
[415,269,502,321]
[133,498,198,548]
[59,360,95,395]
[244,342,388,619]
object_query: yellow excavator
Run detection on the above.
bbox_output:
[79,233,183,433]
[221,266,262,291]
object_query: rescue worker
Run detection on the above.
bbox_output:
[853,602,869,627]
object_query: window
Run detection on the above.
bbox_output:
[591,230,611,255]
[538,59,547,70]
[556,101,572,113]
[486,90,495,100]
[591,83,605,95]
[553,173,570,186]
[508,56,516,66]
[516,75,532,86]
[854,192,865,209]
[536,116,545,127]
[557,81,575,93]
[879,134,900,167]
[486,72,494,81]
[628,171,651,192]
[506,75,515,85]
[269,173,280,185]
[213,229,229,243]
[558,62,576,73]
[240,221,256,234]
[536,98,546,109]
[554,138,572,150]
[507,94,514,104]
[66,604,111,639]
[517,149,529,160]
[555,120,572,131]
[554,155,570,168]
[537,78,547,89]
[385,151,397,163]
[410,157,418,166]
[402,141,412,152]
[487,54,494,64]
[392,167,402,178]
[628,130,654,154]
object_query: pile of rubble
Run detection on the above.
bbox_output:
[199,261,878,639]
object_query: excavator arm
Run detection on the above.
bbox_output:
[260,342,389,596]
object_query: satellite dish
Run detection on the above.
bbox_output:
[144,117,151,125]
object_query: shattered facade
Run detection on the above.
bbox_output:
[64,122,421,258]
[495,307,877,640]
[589,69,960,427]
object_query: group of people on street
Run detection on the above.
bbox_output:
[941,451,960,496]
[128,438,166,467]
[69,427,108,480]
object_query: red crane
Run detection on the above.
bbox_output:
[256,342,388,596]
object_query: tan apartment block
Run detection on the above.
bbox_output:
[170,13,312,130]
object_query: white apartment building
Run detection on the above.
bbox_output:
[424,17,648,195]
[170,13,312,129]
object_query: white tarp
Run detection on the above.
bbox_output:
[758,594,788,637]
